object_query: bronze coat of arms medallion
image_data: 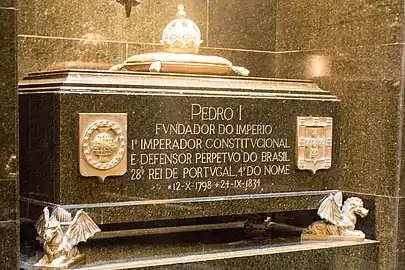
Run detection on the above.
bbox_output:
[296,117,333,174]
[79,113,127,182]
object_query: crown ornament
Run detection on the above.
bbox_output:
[161,4,203,54]
[111,4,250,76]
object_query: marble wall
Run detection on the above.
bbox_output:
[275,0,405,269]
[0,1,19,269]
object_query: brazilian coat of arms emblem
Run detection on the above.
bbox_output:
[79,113,127,182]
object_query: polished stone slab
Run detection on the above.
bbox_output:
[276,0,402,51]
[0,5,19,270]
[0,8,18,181]
[79,240,379,270]
[0,221,19,270]
[0,179,18,222]
[19,70,340,224]
[20,190,338,225]
[18,36,126,79]
[18,0,154,43]
[20,231,378,270]
[208,0,276,51]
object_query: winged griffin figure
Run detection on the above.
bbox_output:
[301,192,368,241]
[34,207,101,268]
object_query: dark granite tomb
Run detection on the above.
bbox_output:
[19,69,340,225]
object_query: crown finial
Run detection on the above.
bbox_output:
[177,4,186,18]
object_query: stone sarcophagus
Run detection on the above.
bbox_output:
[19,70,340,225]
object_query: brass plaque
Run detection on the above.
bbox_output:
[79,113,127,182]
[297,117,332,174]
